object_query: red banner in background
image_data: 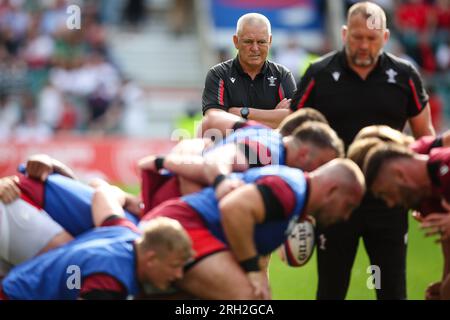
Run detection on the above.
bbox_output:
[0,137,176,185]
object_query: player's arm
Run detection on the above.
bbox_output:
[199,109,245,138]
[79,274,127,300]
[290,65,315,111]
[138,143,248,187]
[0,176,20,203]
[407,64,435,138]
[409,103,435,138]
[440,130,450,147]
[219,184,270,299]
[91,186,126,227]
[219,184,264,261]
[26,154,77,181]
[227,107,291,129]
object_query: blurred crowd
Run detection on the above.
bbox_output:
[0,0,150,142]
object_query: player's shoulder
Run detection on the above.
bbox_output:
[305,50,340,75]
[382,52,418,75]
[209,59,234,76]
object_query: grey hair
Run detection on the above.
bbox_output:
[236,13,272,36]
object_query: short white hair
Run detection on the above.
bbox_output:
[236,13,271,36]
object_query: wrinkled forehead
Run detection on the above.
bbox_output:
[238,21,270,36]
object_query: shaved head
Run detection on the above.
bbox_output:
[347,1,387,30]
[315,158,366,195]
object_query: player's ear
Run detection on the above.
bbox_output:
[144,250,157,266]
[323,183,339,203]
[391,162,406,183]
[296,146,309,166]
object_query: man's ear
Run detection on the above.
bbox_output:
[144,250,157,266]
[383,28,390,43]
[341,25,348,43]
[390,162,407,183]
[233,35,239,49]
[323,183,338,203]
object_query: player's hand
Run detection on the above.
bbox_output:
[411,210,424,223]
[421,212,450,243]
[275,98,291,110]
[215,178,244,200]
[137,155,157,172]
[247,271,271,300]
[425,281,441,300]
[124,195,144,217]
[26,154,54,181]
[0,176,20,204]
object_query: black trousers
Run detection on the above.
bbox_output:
[315,195,408,300]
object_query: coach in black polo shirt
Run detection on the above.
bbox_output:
[291,2,435,300]
[202,13,296,129]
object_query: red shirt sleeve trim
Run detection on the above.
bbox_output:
[296,79,315,110]
[409,78,423,112]
[80,273,126,296]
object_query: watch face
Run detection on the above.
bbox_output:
[241,107,249,118]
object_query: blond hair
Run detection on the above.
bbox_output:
[137,217,193,261]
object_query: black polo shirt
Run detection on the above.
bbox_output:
[202,57,296,114]
[291,50,429,146]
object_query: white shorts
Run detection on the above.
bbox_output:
[0,199,64,266]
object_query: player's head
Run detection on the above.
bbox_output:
[309,159,365,226]
[233,13,272,70]
[364,143,427,209]
[347,137,385,169]
[342,1,389,69]
[286,122,344,171]
[278,108,329,137]
[353,125,413,146]
[136,217,193,290]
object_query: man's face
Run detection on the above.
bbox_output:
[371,167,423,209]
[315,190,362,227]
[233,23,272,70]
[146,250,186,290]
[343,13,388,68]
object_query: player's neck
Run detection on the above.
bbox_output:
[303,175,321,214]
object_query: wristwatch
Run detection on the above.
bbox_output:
[240,107,250,119]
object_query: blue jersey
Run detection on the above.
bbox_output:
[2,226,140,300]
[182,165,308,255]
[43,174,139,236]
[208,126,286,165]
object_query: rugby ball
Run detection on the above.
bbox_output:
[280,216,316,267]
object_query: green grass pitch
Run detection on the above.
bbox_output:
[269,213,443,300]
